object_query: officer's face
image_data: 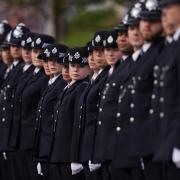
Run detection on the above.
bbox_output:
[162,5,180,35]
[88,53,99,71]
[93,48,107,68]
[1,47,13,66]
[104,48,122,66]
[128,25,144,50]
[62,65,71,82]
[43,61,51,76]
[140,20,162,41]
[31,49,43,68]
[116,32,133,54]
[22,48,32,64]
[69,63,90,80]
[48,59,62,75]
[10,45,22,59]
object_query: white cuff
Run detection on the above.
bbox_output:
[2,152,7,160]
[88,160,101,172]
[37,162,43,176]
[172,147,180,163]
[71,162,84,175]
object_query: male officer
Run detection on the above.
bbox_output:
[123,0,165,180]
[151,0,180,179]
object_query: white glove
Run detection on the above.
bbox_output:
[71,162,84,175]
[2,152,7,160]
[37,162,43,176]
[172,147,180,168]
[88,160,101,172]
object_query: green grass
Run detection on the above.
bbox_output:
[64,8,119,47]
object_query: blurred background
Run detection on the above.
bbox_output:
[0,0,133,46]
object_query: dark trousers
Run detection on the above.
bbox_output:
[143,156,164,180]
[0,153,11,180]
[163,161,180,180]
[109,166,144,180]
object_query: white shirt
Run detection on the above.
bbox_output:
[142,42,152,53]
[34,67,41,74]
[13,60,20,67]
[68,80,76,88]
[23,64,32,72]
[108,66,114,76]
[173,28,180,42]
[132,49,141,62]
[122,55,128,61]
[48,74,60,85]
[166,36,173,44]
[91,68,103,82]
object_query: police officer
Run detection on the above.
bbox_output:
[33,44,67,179]
[49,47,90,180]
[18,34,54,180]
[123,0,165,180]
[0,23,30,180]
[151,0,180,179]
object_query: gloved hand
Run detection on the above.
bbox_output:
[2,152,7,160]
[37,162,43,176]
[172,147,180,168]
[71,162,84,175]
[88,160,101,172]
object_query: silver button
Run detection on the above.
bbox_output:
[149,109,154,114]
[7,85,10,88]
[160,112,164,118]
[112,83,116,87]
[118,99,121,103]
[120,85,123,89]
[54,119,57,122]
[131,89,135,94]
[160,82,164,87]
[152,94,156,99]
[99,108,102,112]
[137,76,141,81]
[130,103,135,108]
[154,80,158,85]
[80,106,82,109]
[106,83,110,87]
[160,97,164,103]
[98,92,101,96]
[2,107,5,111]
[4,97,6,100]
[36,118,38,121]
[97,104,99,107]
[98,121,102,125]
[116,126,121,132]
[2,118,5,122]
[130,117,134,122]
[80,115,82,119]
[57,110,58,113]
[38,109,41,112]
[102,96,105,99]
[11,104,13,108]
[154,65,159,70]
[116,113,121,118]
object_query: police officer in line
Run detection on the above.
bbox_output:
[33,43,67,179]
[49,47,90,180]
[70,37,110,180]
[17,34,54,180]
[0,25,13,180]
[106,7,144,180]
[0,23,30,180]
[150,0,180,179]
[125,1,165,180]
